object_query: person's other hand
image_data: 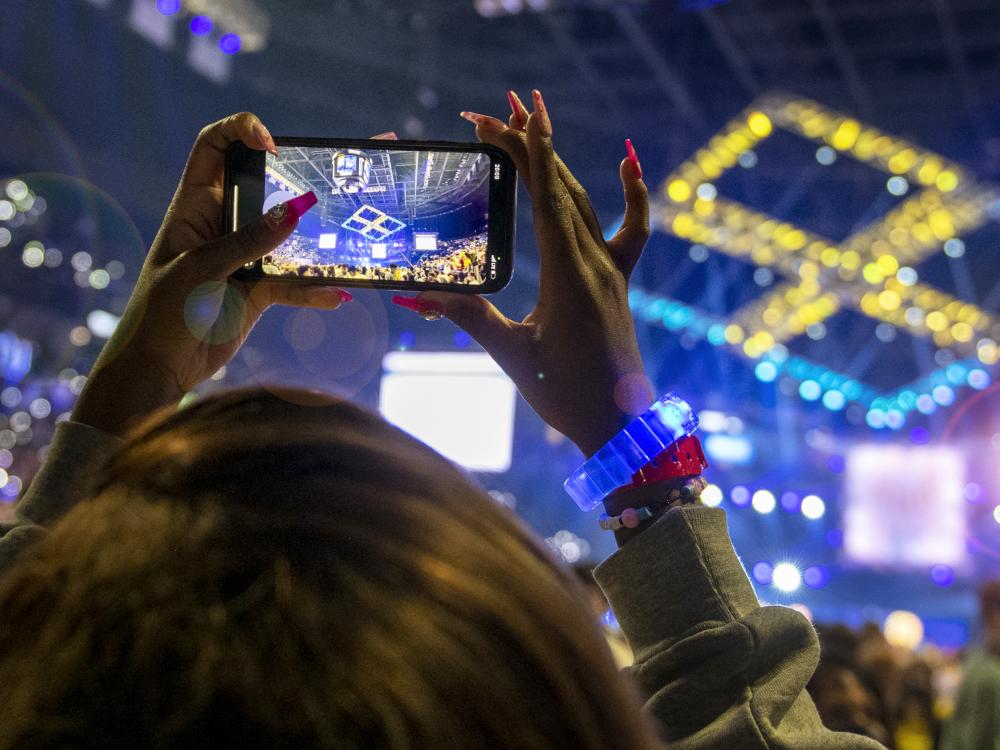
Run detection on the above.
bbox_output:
[393,91,651,457]
[73,115,394,435]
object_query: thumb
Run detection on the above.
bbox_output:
[393,292,524,365]
[194,191,318,277]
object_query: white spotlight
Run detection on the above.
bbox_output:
[801,494,826,520]
[772,563,802,592]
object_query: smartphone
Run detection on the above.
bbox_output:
[225,138,516,293]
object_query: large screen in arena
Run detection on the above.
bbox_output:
[260,146,491,286]
[843,444,967,569]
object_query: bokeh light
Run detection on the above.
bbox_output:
[752,489,776,514]
[884,610,924,650]
[800,494,825,519]
[772,563,802,593]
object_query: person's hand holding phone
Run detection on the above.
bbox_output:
[72,113,364,436]
[396,91,652,457]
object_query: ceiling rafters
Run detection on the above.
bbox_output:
[804,0,876,118]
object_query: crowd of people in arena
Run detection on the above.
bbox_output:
[262,232,488,285]
[805,581,1000,750]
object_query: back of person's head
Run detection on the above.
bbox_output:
[0,388,657,749]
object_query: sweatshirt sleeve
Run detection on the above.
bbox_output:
[594,505,886,750]
[0,421,121,571]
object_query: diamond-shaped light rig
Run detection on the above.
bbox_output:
[635,92,1000,429]
[341,204,407,241]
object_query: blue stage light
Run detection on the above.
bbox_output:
[755,361,778,382]
[706,324,726,346]
[803,566,830,589]
[190,15,213,35]
[453,331,472,349]
[827,454,845,473]
[730,485,751,507]
[398,331,415,351]
[781,492,800,512]
[915,394,936,414]
[930,565,954,587]
[909,426,930,445]
[704,433,755,465]
[821,390,845,410]
[885,410,905,430]
[866,409,886,428]
[752,561,773,585]
[815,146,836,165]
[156,0,181,15]
[932,385,955,406]
[826,529,844,548]
[219,33,242,54]
[968,369,990,389]
[946,363,968,385]
[799,380,821,401]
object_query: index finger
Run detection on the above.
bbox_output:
[178,112,275,191]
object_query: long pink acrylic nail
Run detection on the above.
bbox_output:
[338,289,353,303]
[266,190,317,229]
[391,295,442,316]
[507,91,524,129]
[626,138,642,179]
[532,89,552,137]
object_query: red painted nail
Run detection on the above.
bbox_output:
[338,289,353,303]
[626,138,642,179]
[391,295,443,317]
[507,91,524,130]
[532,89,552,137]
[265,190,317,229]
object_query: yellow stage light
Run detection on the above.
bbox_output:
[831,119,861,150]
[876,255,899,275]
[862,264,885,285]
[888,149,918,175]
[655,93,1000,368]
[951,322,974,343]
[878,290,901,311]
[672,213,695,237]
[747,111,773,138]
[917,157,942,186]
[667,179,692,203]
[936,170,959,192]
[925,311,949,332]
[820,247,841,267]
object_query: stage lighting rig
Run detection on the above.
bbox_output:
[628,92,1000,429]
[473,0,649,16]
[89,0,270,84]
[182,0,270,53]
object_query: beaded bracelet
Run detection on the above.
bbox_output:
[598,476,708,531]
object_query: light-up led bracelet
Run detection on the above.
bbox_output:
[563,393,702,512]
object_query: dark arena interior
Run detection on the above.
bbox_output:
[3,1,1000,746]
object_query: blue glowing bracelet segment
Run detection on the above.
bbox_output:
[563,393,699,511]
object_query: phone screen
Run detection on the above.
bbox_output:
[258,143,500,288]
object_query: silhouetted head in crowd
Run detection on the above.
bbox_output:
[0,388,658,749]
[979,579,1000,652]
